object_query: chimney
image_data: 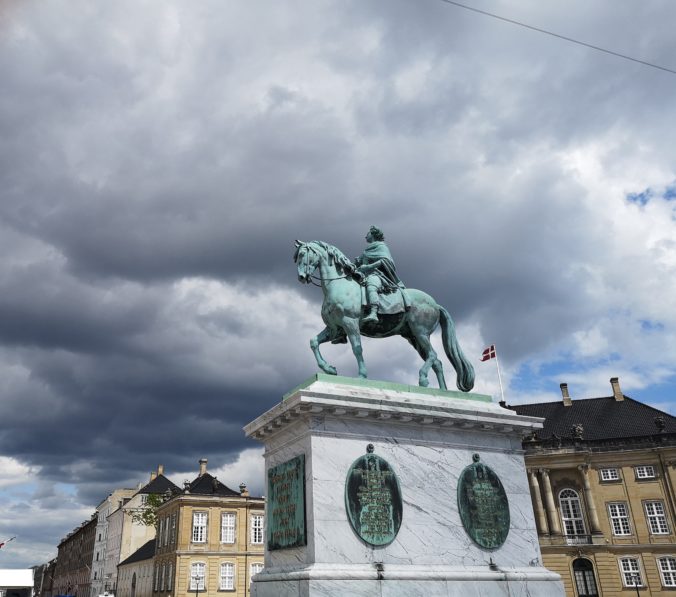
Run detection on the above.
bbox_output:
[239,482,249,497]
[199,458,208,476]
[610,377,624,401]
[150,471,157,482]
[157,464,164,477]
[560,383,572,407]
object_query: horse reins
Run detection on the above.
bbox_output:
[300,244,351,286]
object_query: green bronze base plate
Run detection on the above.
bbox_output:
[283,373,492,403]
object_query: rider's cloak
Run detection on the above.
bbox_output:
[358,241,405,293]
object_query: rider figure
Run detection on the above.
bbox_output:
[354,226,404,323]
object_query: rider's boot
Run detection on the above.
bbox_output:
[363,282,379,323]
[363,305,379,323]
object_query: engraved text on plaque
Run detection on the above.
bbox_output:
[345,446,402,547]
[267,454,307,550]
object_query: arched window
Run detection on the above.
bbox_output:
[189,562,206,591]
[573,559,598,597]
[559,489,586,537]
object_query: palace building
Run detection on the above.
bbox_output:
[512,377,676,596]
[150,459,264,597]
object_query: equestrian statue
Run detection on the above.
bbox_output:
[294,226,475,391]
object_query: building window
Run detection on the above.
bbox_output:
[250,563,264,585]
[219,562,235,590]
[171,513,177,545]
[189,562,206,590]
[164,517,170,547]
[559,489,586,537]
[157,517,164,546]
[658,557,676,587]
[251,514,264,544]
[141,494,148,505]
[600,468,619,482]
[635,465,656,479]
[573,558,598,597]
[619,557,642,587]
[608,502,631,536]
[645,500,669,534]
[167,563,173,591]
[221,512,236,544]
[192,512,207,543]
[160,563,166,591]
[153,565,159,591]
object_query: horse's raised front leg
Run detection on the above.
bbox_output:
[310,327,337,375]
[343,318,367,378]
[409,329,447,390]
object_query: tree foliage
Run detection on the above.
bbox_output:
[130,493,167,527]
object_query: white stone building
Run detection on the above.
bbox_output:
[102,466,179,596]
[90,488,137,597]
[116,540,155,597]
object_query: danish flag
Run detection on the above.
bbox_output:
[480,344,496,362]
[0,536,16,549]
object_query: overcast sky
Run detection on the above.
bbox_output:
[1,0,675,569]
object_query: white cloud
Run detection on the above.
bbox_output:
[0,457,34,489]
[1,0,676,568]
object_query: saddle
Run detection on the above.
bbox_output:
[330,287,409,343]
[360,286,409,315]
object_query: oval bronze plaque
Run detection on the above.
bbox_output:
[457,454,510,550]
[345,446,403,547]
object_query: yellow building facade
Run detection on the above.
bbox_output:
[514,378,676,596]
[153,459,264,597]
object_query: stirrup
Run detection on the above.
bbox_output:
[363,307,379,323]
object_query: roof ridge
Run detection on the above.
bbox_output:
[622,395,676,420]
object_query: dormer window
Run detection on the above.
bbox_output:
[599,468,620,482]
[635,465,656,480]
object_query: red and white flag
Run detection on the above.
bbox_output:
[0,536,16,549]
[480,344,496,362]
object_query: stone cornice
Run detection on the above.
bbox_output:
[244,377,544,441]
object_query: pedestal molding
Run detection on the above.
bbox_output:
[245,381,544,442]
[254,563,562,582]
[308,428,526,454]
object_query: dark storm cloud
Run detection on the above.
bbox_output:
[1,0,676,566]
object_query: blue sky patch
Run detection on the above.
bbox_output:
[627,188,652,206]
[640,319,665,332]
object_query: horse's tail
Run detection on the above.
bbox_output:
[439,306,475,392]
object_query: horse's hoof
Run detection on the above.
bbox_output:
[326,366,337,375]
[419,378,429,388]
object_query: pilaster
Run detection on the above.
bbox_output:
[528,469,549,535]
[539,468,562,535]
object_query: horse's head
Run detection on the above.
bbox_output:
[293,240,320,284]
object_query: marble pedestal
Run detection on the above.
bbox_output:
[244,375,564,597]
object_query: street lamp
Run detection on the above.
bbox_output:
[191,573,204,597]
[630,572,641,597]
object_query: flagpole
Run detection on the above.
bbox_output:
[494,345,505,404]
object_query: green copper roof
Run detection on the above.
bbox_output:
[283,373,492,403]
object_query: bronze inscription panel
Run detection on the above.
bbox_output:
[457,454,510,550]
[267,454,307,550]
[345,446,403,547]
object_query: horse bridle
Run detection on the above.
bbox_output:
[297,242,351,286]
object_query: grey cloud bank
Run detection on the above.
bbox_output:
[0,0,675,567]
